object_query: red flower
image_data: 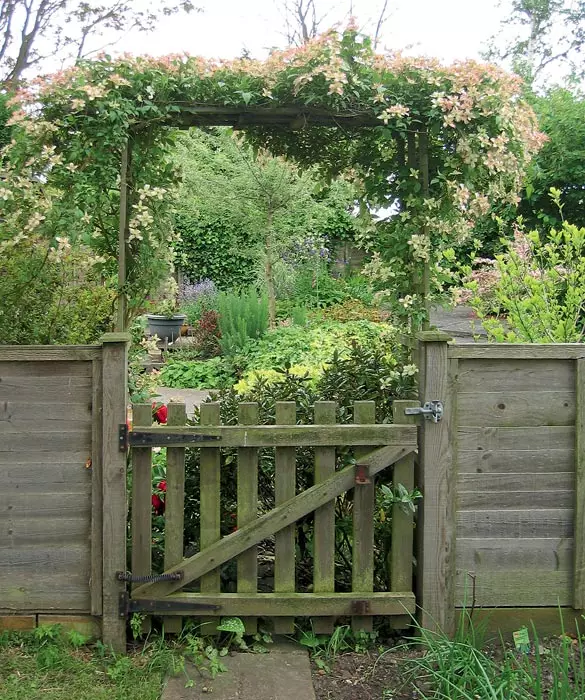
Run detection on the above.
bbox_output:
[158,480,167,492]
[153,403,167,424]
[152,493,165,515]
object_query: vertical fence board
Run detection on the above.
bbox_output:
[90,357,103,617]
[274,402,297,634]
[352,401,376,633]
[575,359,585,608]
[131,404,153,635]
[417,332,454,634]
[391,400,418,596]
[238,403,259,634]
[313,401,337,634]
[200,402,221,636]
[163,402,186,634]
[101,333,130,652]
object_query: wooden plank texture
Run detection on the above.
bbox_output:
[0,431,92,452]
[163,403,187,634]
[0,490,91,519]
[456,359,574,393]
[456,570,571,607]
[0,376,92,403]
[352,401,375,633]
[458,472,574,491]
[133,592,416,617]
[390,401,418,595]
[273,402,297,635]
[457,426,574,452]
[127,424,416,448]
[133,444,413,598]
[91,356,103,617]
[458,490,574,509]
[448,345,585,360]
[0,361,92,377]
[575,358,585,608]
[0,346,101,361]
[199,402,221,637]
[0,451,91,465]
[131,404,153,635]
[1,517,90,546]
[237,403,258,634]
[456,537,573,572]
[457,509,573,538]
[100,334,129,652]
[457,449,574,474]
[312,401,336,635]
[457,391,575,427]
[417,337,455,634]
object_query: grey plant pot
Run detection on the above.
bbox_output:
[146,314,186,342]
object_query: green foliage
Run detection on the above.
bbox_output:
[235,320,401,390]
[466,221,585,342]
[175,211,258,291]
[157,356,233,389]
[407,612,585,699]
[0,239,115,344]
[0,92,12,150]
[0,625,173,700]
[299,624,378,672]
[522,89,585,230]
[174,130,359,292]
[218,289,269,356]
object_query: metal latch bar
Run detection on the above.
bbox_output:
[404,400,444,423]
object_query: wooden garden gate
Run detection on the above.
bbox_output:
[121,400,418,636]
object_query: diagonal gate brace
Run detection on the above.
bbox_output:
[133,443,415,599]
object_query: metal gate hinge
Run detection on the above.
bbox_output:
[404,400,444,423]
[118,592,222,618]
[118,425,222,451]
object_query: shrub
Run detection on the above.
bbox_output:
[157,357,234,389]
[236,320,397,385]
[178,278,219,326]
[217,289,269,356]
[189,310,222,359]
[318,299,385,323]
[0,238,115,344]
[464,220,585,342]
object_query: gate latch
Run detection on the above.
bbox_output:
[404,400,444,423]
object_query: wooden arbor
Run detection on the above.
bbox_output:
[114,105,433,331]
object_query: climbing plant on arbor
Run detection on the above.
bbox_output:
[0,27,544,328]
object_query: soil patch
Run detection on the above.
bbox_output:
[311,646,424,700]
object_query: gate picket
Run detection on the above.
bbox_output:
[352,401,376,633]
[199,402,222,636]
[237,403,259,634]
[274,402,297,634]
[313,401,337,634]
[163,402,186,634]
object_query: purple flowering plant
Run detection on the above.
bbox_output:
[178,278,219,325]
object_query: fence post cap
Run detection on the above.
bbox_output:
[100,332,132,344]
[415,330,453,343]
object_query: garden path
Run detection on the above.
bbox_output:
[161,640,315,700]
[154,388,210,418]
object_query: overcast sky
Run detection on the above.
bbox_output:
[119,0,510,65]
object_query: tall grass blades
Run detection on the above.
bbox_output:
[406,611,585,700]
[218,289,269,355]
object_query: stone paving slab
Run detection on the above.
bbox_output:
[154,388,211,418]
[162,641,315,700]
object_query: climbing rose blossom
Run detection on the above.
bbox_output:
[153,403,167,424]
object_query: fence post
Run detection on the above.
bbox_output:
[101,332,130,652]
[416,331,455,635]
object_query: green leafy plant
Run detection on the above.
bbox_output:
[158,356,234,389]
[465,218,585,342]
[218,289,269,356]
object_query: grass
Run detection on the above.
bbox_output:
[404,611,585,699]
[0,625,178,700]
